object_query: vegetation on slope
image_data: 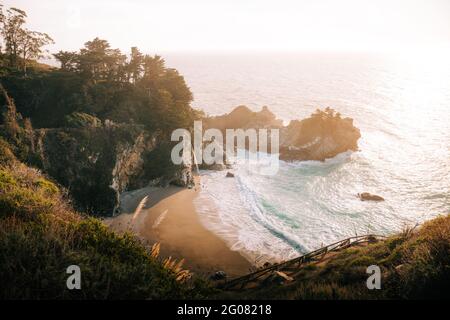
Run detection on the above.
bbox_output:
[0,3,203,215]
[0,143,209,299]
[224,215,449,300]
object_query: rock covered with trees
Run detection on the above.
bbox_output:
[204,105,361,161]
[280,107,361,161]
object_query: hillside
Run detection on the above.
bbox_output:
[0,140,210,299]
[218,215,449,299]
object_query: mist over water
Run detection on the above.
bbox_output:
[165,53,450,262]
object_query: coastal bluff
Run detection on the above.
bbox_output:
[203,106,361,161]
[32,125,194,216]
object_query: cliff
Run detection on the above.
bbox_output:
[34,126,195,216]
[33,124,155,215]
[1,82,193,216]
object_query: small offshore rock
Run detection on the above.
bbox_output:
[358,192,385,202]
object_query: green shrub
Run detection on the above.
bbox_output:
[0,138,15,164]
[228,215,450,300]
[64,112,102,128]
[34,178,59,195]
[0,164,210,299]
[347,255,377,267]
[0,167,56,219]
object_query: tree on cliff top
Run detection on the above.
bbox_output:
[52,38,196,134]
[1,3,199,137]
[0,5,54,74]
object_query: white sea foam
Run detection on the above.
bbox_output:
[183,53,450,263]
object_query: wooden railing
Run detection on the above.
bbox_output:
[219,234,385,290]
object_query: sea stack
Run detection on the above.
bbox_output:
[203,106,361,161]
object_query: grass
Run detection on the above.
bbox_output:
[0,159,211,299]
[0,137,16,164]
[221,216,450,300]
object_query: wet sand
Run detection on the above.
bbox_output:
[104,177,252,277]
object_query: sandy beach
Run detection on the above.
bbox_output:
[104,177,252,278]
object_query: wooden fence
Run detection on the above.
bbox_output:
[220,234,385,290]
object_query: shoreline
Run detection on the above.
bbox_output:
[104,176,253,278]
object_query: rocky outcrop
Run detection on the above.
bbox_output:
[110,131,156,214]
[0,82,194,217]
[279,108,360,161]
[34,124,157,215]
[199,162,227,171]
[33,124,195,215]
[169,164,194,188]
[203,106,360,162]
[204,105,283,131]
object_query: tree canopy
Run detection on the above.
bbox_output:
[0,3,202,141]
[0,5,54,73]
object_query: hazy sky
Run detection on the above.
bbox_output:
[3,0,450,54]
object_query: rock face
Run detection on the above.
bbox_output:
[226,172,235,178]
[170,164,194,188]
[204,106,361,162]
[33,124,194,216]
[34,125,156,215]
[279,108,361,161]
[0,83,193,216]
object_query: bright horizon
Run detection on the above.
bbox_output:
[2,0,450,55]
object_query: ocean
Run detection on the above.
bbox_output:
[164,52,450,263]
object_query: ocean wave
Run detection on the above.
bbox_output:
[184,53,450,263]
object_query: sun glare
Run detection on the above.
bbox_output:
[3,0,450,54]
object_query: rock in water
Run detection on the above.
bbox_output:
[226,172,235,178]
[358,192,385,202]
[279,108,361,161]
[203,106,361,162]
